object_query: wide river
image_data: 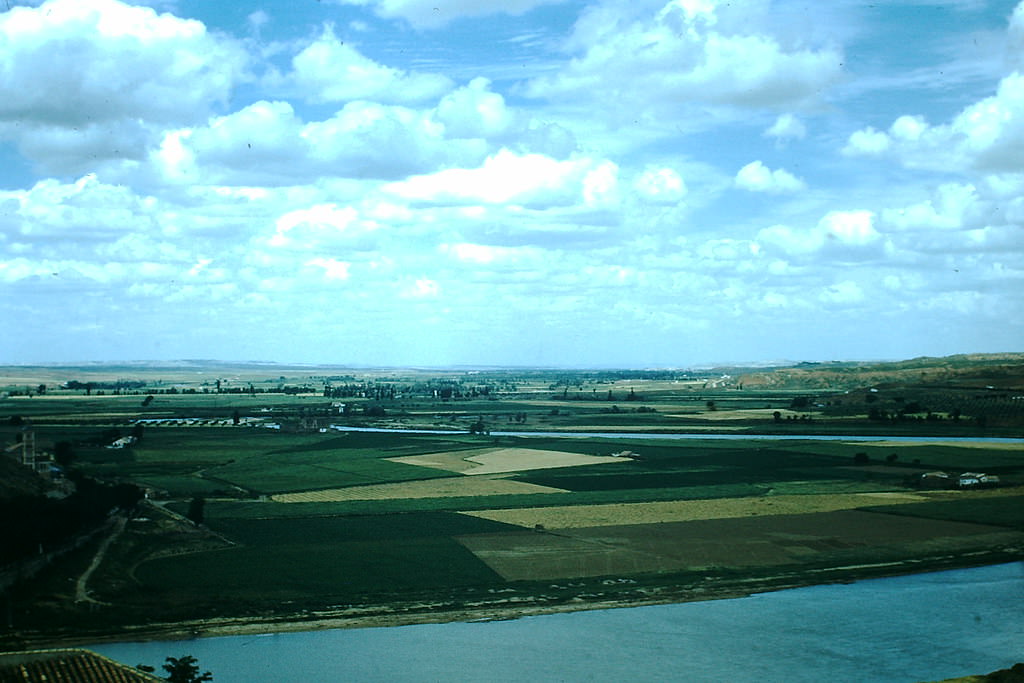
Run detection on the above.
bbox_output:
[91,562,1023,683]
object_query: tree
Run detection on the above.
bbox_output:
[54,441,75,468]
[162,655,213,682]
[186,496,206,526]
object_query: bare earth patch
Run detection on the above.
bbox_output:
[271,477,567,502]
[388,448,624,476]
[460,492,929,529]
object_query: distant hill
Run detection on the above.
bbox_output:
[737,353,1024,392]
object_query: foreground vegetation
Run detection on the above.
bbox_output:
[0,355,1022,647]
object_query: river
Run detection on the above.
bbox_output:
[91,562,1023,683]
[329,425,1024,443]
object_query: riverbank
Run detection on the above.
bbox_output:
[8,545,1021,652]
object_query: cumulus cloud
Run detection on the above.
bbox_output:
[633,167,687,204]
[526,0,842,113]
[267,26,453,104]
[881,183,982,232]
[842,72,1024,171]
[0,0,247,173]
[764,113,807,143]
[1,175,158,245]
[269,203,379,250]
[735,161,806,193]
[383,148,618,207]
[332,0,566,29]
[148,100,488,185]
[757,210,885,259]
[434,78,517,139]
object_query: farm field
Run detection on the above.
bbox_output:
[1,359,1023,645]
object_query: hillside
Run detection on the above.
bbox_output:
[737,353,1024,392]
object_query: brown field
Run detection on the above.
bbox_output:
[388,447,625,475]
[456,510,1024,581]
[271,476,567,502]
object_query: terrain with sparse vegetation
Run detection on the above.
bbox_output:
[0,354,1022,647]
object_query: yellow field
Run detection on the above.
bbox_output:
[460,492,934,529]
[388,447,625,475]
[271,476,567,502]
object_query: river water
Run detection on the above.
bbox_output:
[91,562,1023,683]
[329,425,1024,443]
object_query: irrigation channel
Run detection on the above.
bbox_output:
[90,562,1024,683]
[329,425,1024,443]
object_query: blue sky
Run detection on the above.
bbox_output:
[1,0,1022,367]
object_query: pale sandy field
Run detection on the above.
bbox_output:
[388,447,625,475]
[271,477,567,502]
[459,490,1003,529]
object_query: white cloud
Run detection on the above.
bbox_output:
[819,210,881,246]
[0,0,246,173]
[270,203,374,249]
[842,127,891,156]
[306,257,352,280]
[383,148,613,207]
[270,26,452,104]
[843,72,1024,171]
[764,113,807,143]
[434,78,517,139]
[333,0,565,29]
[148,99,488,185]
[527,0,842,113]
[1,175,158,243]
[881,183,981,231]
[757,210,885,260]
[402,278,440,298]
[735,161,806,193]
[633,167,687,204]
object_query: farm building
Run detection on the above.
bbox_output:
[0,649,162,682]
[917,471,999,489]
[958,472,1000,488]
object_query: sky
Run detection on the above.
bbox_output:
[1,0,1022,368]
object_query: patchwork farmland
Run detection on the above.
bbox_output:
[1,359,1023,644]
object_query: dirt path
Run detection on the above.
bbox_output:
[74,516,127,604]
